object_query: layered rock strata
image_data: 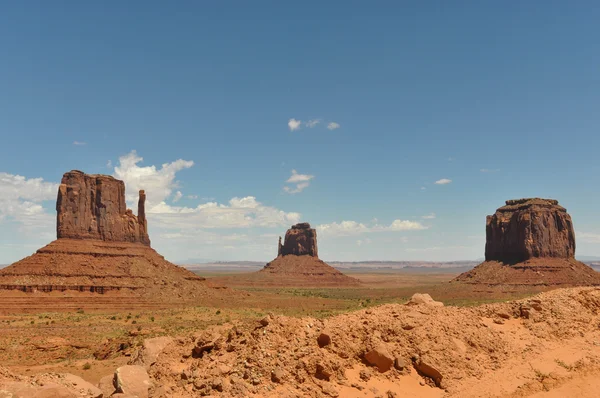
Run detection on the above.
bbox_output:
[258,223,359,286]
[0,171,211,301]
[56,170,150,245]
[280,222,318,257]
[485,198,575,263]
[455,198,600,286]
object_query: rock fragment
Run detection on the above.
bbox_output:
[364,345,394,372]
[114,365,151,398]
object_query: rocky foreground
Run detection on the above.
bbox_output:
[4,287,600,397]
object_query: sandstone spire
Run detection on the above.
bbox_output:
[56,170,150,245]
[280,222,318,257]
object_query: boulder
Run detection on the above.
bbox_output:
[56,170,150,245]
[131,336,173,368]
[280,223,318,257]
[406,293,444,307]
[61,374,103,397]
[114,365,151,398]
[485,198,575,263]
[364,345,394,372]
[97,374,116,397]
[413,358,443,387]
[317,331,332,348]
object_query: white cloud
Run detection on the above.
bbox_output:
[286,170,314,184]
[327,122,340,130]
[0,173,58,231]
[106,160,112,168]
[357,238,372,246]
[305,119,321,128]
[112,150,194,208]
[173,191,183,203]
[405,245,470,252]
[318,219,428,236]
[578,232,600,243]
[288,118,302,131]
[386,220,428,231]
[434,178,452,185]
[187,195,198,199]
[73,141,86,146]
[149,196,301,229]
[422,213,436,219]
[284,170,314,194]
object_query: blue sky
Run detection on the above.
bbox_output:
[1,1,599,263]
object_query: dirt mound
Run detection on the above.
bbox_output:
[136,287,600,397]
[455,198,600,286]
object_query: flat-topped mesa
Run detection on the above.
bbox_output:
[485,198,575,263]
[56,170,151,246]
[280,222,318,257]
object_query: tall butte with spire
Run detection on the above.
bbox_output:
[454,198,600,286]
[258,222,360,286]
[0,170,211,303]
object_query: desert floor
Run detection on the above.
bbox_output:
[1,269,597,397]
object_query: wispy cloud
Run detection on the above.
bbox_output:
[422,213,436,219]
[318,219,428,236]
[434,178,452,185]
[480,168,500,173]
[288,118,302,131]
[305,119,321,128]
[284,170,314,194]
[173,191,183,203]
[73,141,86,146]
[327,122,341,130]
[106,160,112,168]
[577,232,600,243]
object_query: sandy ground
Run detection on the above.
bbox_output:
[1,272,600,397]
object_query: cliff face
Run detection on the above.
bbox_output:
[485,198,575,264]
[280,223,318,257]
[56,170,150,245]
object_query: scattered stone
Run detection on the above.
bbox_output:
[271,369,285,383]
[114,365,151,398]
[493,317,505,325]
[62,374,103,398]
[497,311,511,319]
[131,336,173,368]
[317,331,332,348]
[359,369,372,381]
[394,357,407,371]
[365,345,394,372]
[413,358,443,387]
[259,316,271,327]
[97,374,116,397]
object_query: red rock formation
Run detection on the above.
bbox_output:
[454,198,600,286]
[248,222,360,287]
[56,170,150,245]
[280,223,318,257]
[485,198,575,263]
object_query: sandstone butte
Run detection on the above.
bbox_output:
[454,198,600,286]
[258,222,360,286]
[0,170,219,303]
